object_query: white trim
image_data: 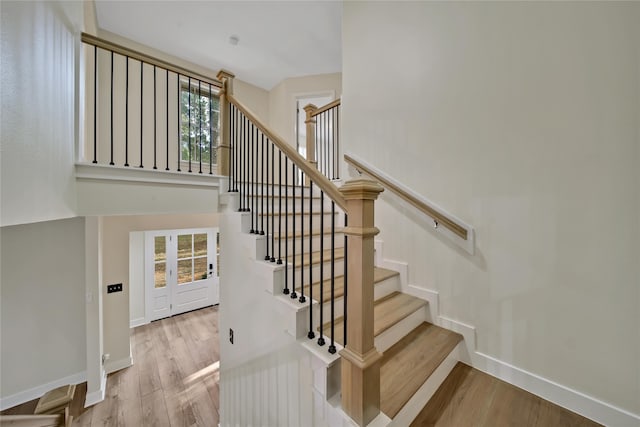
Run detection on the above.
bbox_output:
[346,152,475,254]
[76,163,222,188]
[130,317,147,328]
[105,354,133,374]
[0,371,87,411]
[85,370,107,407]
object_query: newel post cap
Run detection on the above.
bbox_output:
[216,69,235,81]
[339,179,384,201]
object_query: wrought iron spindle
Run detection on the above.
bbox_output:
[153,66,157,169]
[250,123,255,234]
[198,81,202,174]
[110,51,114,165]
[244,115,248,212]
[260,134,265,235]
[283,157,289,294]
[277,150,282,264]
[92,45,97,164]
[270,142,275,262]
[264,137,270,259]
[308,181,314,338]
[318,190,325,346]
[177,74,181,172]
[328,201,336,354]
[139,61,143,168]
[165,70,169,171]
[290,163,297,299]
[299,171,306,303]
[237,113,243,212]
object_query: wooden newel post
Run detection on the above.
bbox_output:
[303,104,317,185]
[216,69,235,178]
[339,179,384,427]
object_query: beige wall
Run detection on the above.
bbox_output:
[343,1,639,415]
[101,213,218,365]
[1,0,84,226]
[268,73,342,148]
[0,217,87,401]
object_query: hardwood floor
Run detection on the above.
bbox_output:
[74,306,220,426]
[410,362,603,427]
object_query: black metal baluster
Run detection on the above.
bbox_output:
[335,106,339,179]
[250,124,255,234]
[153,66,157,169]
[254,126,258,232]
[209,83,213,175]
[325,111,329,177]
[290,164,297,299]
[261,134,265,235]
[270,142,275,263]
[283,157,289,295]
[318,191,325,346]
[198,81,202,174]
[165,70,169,171]
[139,60,143,168]
[343,213,348,346]
[299,171,306,303]
[237,113,243,212]
[244,116,249,212]
[177,74,181,172]
[328,201,336,354]
[277,150,282,264]
[109,51,114,165]
[308,181,314,338]
[125,57,129,167]
[188,78,192,173]
[92,45,97,164]
[264,138,270,260]
[229,103,233,189]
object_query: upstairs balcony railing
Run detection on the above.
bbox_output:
[303,99,341,181]
[81,33,222,175]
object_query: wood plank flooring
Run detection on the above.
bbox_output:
[410,362,603,427]
[66,307,219,426]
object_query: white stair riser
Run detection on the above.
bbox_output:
[375,306,429,354]
[276,233,345,256]
[283,259,346,288]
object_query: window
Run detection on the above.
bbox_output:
[180,79,220,166]
[176,232,208,284]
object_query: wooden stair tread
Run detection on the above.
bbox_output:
[304,267,399,302]
[380,322,463,419]
[321,291,427,345]
[287,247,344,267]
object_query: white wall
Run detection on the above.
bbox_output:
[0,217,87,402]
[0,1,84,226]
[342,1,640,416]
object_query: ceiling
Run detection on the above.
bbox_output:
[95,1,342,90]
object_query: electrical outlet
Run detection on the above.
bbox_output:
[229,328,234,344]
[107,283,123,294]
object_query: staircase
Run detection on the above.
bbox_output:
[218,70,467,426]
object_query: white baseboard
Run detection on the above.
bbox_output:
[105,354,133,374]
[130,317,147,328]
[84,370,107,407]
[0,371,87,411]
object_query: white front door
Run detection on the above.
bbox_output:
[146,228,219,322]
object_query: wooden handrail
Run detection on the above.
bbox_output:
[311,98,341,117]
[228,94,347,212]
[0,414,64,427]
[81,33,222,89]
[344,154,469,240]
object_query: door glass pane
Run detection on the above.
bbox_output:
[154,262,166,288]
[194,257,207,281]
[177,259,192,284]
[154,236,166,262]
[194,233,207,257]
[177,234,192,259]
